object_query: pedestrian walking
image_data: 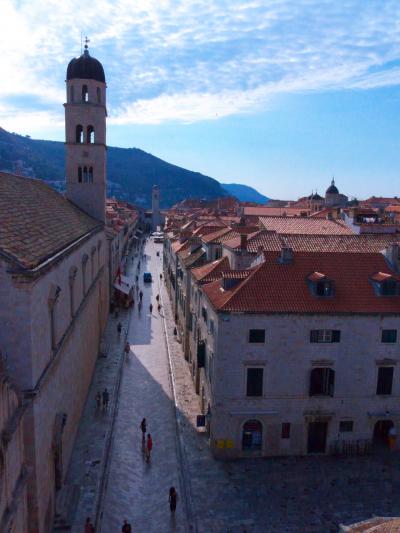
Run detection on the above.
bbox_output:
[95,391,101,410]
[173,326,177,336]
[124,341,130,357]
[140,418,147,441]
[122,520,132,533]
[138,300,142,313]
[160,273,163,280]
[149,303,153,314]
[155,294,160,302]
[139,290,143,300]
[158,303,161,313]
[102,388,109,409]
[169,487,178,513]
[117,322,122,335]
[84,517,95,533]
[135,274,138,282]
[145,433,153,462]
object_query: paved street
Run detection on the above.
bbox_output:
[100,241,189,532]
[67,239,400,533]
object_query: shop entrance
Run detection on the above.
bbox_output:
[307,421,328,453]
[373,420,394,449]
[242,419,263,452]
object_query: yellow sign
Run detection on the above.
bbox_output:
[216,439,225,449]
[225,439,234,449]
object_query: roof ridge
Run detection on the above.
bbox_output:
[220,260,265,310]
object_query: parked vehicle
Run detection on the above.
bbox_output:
[143,272,152,283]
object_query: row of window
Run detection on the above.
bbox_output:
[78,166,94,183]
[75,125,95,144]
[248,328,398,344]
[70,85,101,104]
[246,366,395,397]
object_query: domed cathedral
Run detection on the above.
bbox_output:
[307,192,325,212]
[65,39,107,222]
[325,178,348,207]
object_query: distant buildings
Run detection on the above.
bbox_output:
[163,197,400,460]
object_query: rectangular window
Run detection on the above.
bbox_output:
[246,368,264,397]
[249,329,266,343]
[381,329,397,343]
[309,367,335,396]
[310,329,340,343]
[339,421,353,432]
[281,423,291,439]
[376,367,394,395]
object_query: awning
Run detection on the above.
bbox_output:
[114,275,133,295]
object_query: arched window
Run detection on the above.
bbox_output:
[82,255,89,295]
[87,125,94,144]
[88,167,93,183]
[75,125,83,144]
[97,87,101,103]
[309,367,335,397]
[70,86,74,102]
[83,167,88,183]
[69,266,78,317]
[82,84,88,102]
[78,167,82,183]
[242,419,262,451]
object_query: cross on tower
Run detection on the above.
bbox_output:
[84,36,90,50]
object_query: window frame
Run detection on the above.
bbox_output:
[376,366,394,396]
[310,329,341,343]
[381,329,397,344]
[339,420,353,433]
[248,329,266,344]
[246,367,264,397]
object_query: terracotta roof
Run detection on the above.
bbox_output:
[201,227,233,243]
[259,216,354,235]
[202,251,400,314]
[308,271,327,282]
[223,230,282,252]
[191,256,230,282]
[280,234,399,253]
[172,240,189,253]
[182,247,206,267]
[342,517,400,532]
[0,172,102,270]
[371,272,396,282]
[243,206,310,217]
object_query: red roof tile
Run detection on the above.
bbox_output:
[0,172,102,270]
[191,256,230,282]
[260,216,354,235]
[202,251,400,314]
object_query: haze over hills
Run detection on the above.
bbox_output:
[222,183,269,204]
[0,128,266,208]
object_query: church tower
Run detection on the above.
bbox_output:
[152,184,161,230]
[64,40,107,222]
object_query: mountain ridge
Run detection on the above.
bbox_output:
[0,128,266,207]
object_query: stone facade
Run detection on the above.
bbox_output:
[192,298,400,459]
[0,362,28,532]
[0,229,109,531]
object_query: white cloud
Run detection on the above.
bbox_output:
[1,0,400,128]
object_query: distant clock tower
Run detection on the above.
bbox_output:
[64,39,107,222]
[152,184,161,230]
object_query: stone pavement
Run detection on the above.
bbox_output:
[56,247,140,532]
[63,240,400,533]
[99,241,189,533]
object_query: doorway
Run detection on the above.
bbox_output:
[242,419,263,452]
[307,421,328,453]
[373,420,393,448]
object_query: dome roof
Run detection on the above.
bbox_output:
[66,48,105,83]
[326,179,339,195]
[308,193,323,201]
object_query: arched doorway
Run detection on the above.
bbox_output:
[373,420,394,449]
[242,419,263,452]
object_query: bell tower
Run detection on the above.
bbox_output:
[64,39,107,222]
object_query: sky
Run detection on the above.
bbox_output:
[1,0,400,200]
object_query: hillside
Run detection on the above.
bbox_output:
[222,183,269,204]
[0,128,229,208]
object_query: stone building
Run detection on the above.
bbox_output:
[192,246,400,459]
[0,44,110,532]
[0,358,28,532]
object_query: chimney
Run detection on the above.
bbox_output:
[240,233,247,250]
[279,246,293,264]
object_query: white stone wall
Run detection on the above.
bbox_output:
[195,292,400,458]
[0,229,109,531]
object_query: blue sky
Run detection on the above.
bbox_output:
[0,0,400,200]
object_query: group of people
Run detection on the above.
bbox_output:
[95,388,109,410]
[84,517,133,532]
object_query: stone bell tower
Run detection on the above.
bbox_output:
[64,39,107,222]
[152,184,161,230]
